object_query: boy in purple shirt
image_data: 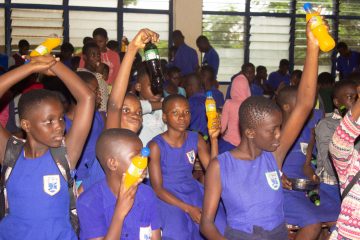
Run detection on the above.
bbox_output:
[199,65,224,109]
[77,129,161,240]
[172,30,199,76]
[267,59,290,91]
[196,35,220,77]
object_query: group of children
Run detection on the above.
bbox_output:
[0,19,358,240]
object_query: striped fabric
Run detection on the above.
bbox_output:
[329,112,360,240]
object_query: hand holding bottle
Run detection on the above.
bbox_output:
[129,28,159,51]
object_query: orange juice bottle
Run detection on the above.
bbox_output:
[124,147,150,189]
[303,3,335,52]
[205,91,217,130]
[30,34,62,57]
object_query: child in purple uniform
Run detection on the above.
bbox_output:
[148,94,226,239]
[200,21,320,240]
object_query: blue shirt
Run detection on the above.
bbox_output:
[77,180,161,240]
[210,86,225,109]
[250,83,264,96]
[267,71,290,90]
[203,48,220,76]
[336,51,360,79]
[174,43,198,76]
[188,92,208,136]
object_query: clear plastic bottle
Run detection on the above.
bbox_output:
[30,34,62,57]
[144,42,164,95]
[205,91,217,130]
[124,147,150,189]
[303,3,335,52]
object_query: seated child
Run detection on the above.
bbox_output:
[199,65,224,110]
[200,21,320,240]
[164,66,186,97]
[277,86,339,240]
[77,128,161,240]
[0,56,95,240]
[148,94,226,239]
[64,71,105,191]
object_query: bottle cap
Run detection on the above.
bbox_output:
[314,200,320,206]
[303,3,312,12]
[141,147,150,157]
[206,91,213,98]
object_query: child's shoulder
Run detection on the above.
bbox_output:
[77,179,106,208]
[136,183,158,203]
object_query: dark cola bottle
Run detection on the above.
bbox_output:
[144,42,164,95]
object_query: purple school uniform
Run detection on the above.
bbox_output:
[65,111,105,190]
[0,150,77,240]
[188,92,208,136]
[203,48,220,76]
[151,131,226,239]
[267,71,290,90]
[77,180,161,240]
[217,151,287,239]
[210,86,225,109]
[174,43,198,76]
[282,109,340,227]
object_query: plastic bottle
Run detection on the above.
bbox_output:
[124,147,150,189]
[144,42,164,95]
[339,105,347,117]
[303,3,335,52]
[121,36,128,53]
[30,34,62,57]
[205,91,217,130]
[307,189,321,206]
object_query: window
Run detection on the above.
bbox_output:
[0,9,4,52]
[69,0,117,8]
[296,1,333,15]
[11,0,62,5]
[123,13,169,58]
[250,0,291,13]
[250,16,290,74]
[124,0,170,10]
[11,8,63,51]
[69,11,117,48]
[338,19,360,52]
[340,0,360,16]
[202,14,245,81]
[203,0,246,12]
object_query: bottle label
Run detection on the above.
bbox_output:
[206,103,216,112]
[145,49,159,61]
[34,45,49,55]
[127,163,144,177]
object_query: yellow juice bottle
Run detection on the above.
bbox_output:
[30,34,62,57]
[124,147,150,189]
[304,3,335,52]
[205,91,217,130]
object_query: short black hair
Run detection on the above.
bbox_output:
[333,80,357,99]
[256,65,266,73]
[239,96,281,134]
[166,66,181,76]
[275,86,298,107]
[172,30,184,39]
[18,89,62,120]
[60,42,74,53]
[241,63,255,73]
[337,42,348,50]
[279,59,289,67]
[318,72,335,86]
[200,65,216,82]
[83,36,93,45]
[93,28,108,39]
[76,71,97,84]
[183,73,201,89]
[196,35,209,45]
[107,40,119,51]
[82,42,99,56]
[136,62,150,83]
[96,128,142,168]
[18,39,29,49]
[162,94,188,113]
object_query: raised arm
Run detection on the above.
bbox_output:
[0,56,57,164]
[106,29,159,129]
[274,21,319,168]
[51,61,95,169]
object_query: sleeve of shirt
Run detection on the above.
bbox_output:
[209,51,220,75]
[77,194,108,240]
[141,100,153,114]
[315,120,336,177]
[329,111,360,173]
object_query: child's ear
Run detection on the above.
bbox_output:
[162,113,167,123]
[245,128,255,139]
[20,119,30,133]
[135,82,141,92]
[107,157,119,171]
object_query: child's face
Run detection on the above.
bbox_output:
[252,110,282,152]
[257,69,267,81]
[137,75,162,102]
[199,70,212,87]
[116,139,143,176]
[86,79,101,110]
[23,98,65,148]
[121,96,142,133]
[335,85,358,110]
[84,47,101,70]
[163,99,191,131]
[169,72,181,86]
[94,35,107,52]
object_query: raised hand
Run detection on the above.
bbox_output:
[208,114,221,140]
[116,174,140,218]
[28,55,58,75]
[129,28,160,50]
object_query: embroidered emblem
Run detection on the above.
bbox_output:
[139,225,152,240]
[186,150,196,164]
[43,175,61,196]
[300,142,308,155]
[265,171,280,190]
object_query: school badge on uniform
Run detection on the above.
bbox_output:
[265,171,280,191]
[139,225,152,240]
[300,142,308,155]
[43,175,61,196]
[186,150,196,164]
